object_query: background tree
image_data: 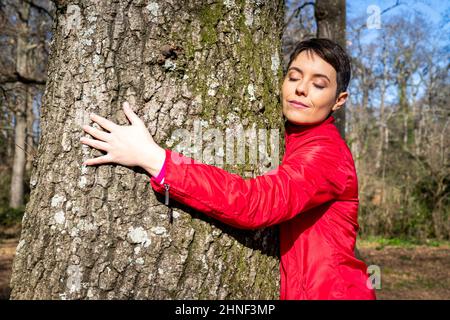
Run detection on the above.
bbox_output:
[10,0,285,299]
[282,0,346,136]
[314,0,346,137]
[0,0,53,209]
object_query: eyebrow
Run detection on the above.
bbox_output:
[287,67,331,83]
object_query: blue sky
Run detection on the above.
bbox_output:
[346,0,449,50]
[345,1,449,109]
[347,0,448,24]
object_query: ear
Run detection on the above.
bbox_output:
[332,91,348,112]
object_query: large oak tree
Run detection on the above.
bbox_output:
[10,0,285,299]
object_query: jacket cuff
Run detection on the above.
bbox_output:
[152,154,167,184]
[150,149,198,191]
[150,148,169,185]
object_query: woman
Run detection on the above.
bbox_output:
[80,38,376,300]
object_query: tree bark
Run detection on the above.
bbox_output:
[25,88,35,173]
[9,1,31,208]
[9,85,28,208]
[314,0,346,138]
[375,45,387,172]
[11,0,285,299]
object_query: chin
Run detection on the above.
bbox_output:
[283,107,328,125]
[283,108,318,125]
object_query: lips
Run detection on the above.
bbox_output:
[288,100,311,109]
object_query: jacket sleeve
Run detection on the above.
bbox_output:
[150,136,348,230]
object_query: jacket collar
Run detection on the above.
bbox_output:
[282,115,337,159]
[285,115,335,139]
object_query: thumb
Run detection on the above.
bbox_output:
[123,101,141,125]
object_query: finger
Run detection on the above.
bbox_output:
[82,125,111,142]
[83,154,111,166]
[123,101,142,125]
[90,113,117,132]
[80,137,110,152]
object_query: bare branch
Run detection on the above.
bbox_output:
[284,1,314,31]
[349,0,403,35]
[380,0,401,16]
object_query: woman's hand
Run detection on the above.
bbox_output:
[80,101,166,177]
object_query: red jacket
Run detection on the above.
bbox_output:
[150,116,376,300]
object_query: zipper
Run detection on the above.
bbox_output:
[164,183,173,224]
[164,183,170,205]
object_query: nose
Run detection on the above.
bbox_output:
[295,79,308,97]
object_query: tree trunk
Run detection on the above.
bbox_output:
[26,85,36,173]
[314,0,346,138]
[375,43,388,172]
[397,72,410,147]
[9,0,31,208]
[11,0,284,299]
[9,85,28,208]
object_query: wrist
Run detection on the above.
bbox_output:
[142,146,166,177]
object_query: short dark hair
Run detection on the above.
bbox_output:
[287,38,351,96]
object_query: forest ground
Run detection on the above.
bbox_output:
[1,229,449,300]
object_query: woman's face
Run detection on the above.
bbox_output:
[281,50,348,125]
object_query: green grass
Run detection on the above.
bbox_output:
[358,235,450,249]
